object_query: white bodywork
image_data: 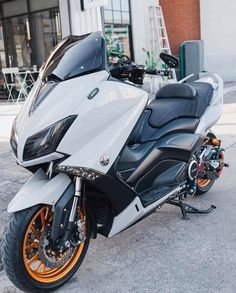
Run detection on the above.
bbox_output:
[58,80,148,172]
[109,185,183,237]
[16,70,148,172]
[195,74,224,135]
[8,169,72,213]
[8,67,224,236]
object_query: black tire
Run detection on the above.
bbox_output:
[1,205,91,292]
[195,179,215,195]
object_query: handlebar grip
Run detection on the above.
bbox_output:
[145,68,157,75]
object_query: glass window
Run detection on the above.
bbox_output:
[0,0,61,69]
[30,9,62,67]
[0,23,6,68]
[104,10,113,23]
[122,12,130,24]
[2,7,61,69]
[121,0,129,11]
[104,0,132,58]
[105,24,131,58]
[113,11,122,24]
[113,0,121,11]
[4,15,32,68]
[104,0,131,25]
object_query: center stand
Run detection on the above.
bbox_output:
[168,194,216,220]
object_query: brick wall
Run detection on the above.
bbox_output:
[159,0,201,55]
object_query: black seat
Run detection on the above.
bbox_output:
[147,82,214,128]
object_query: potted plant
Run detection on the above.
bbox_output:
[142,48,162,94]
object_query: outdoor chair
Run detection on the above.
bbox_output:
[2,67,28,102]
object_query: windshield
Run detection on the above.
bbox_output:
[40,31,107,82]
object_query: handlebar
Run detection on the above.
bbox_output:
[109,60,170,85]
[145,68,158,75]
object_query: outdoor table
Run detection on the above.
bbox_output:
[2,68,39,103]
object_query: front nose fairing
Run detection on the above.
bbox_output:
[15,71,110,165]
[13,31,148,171]
[14,31,109,165]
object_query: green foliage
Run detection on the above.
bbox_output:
[142,48,161,69]
[105,29,123,58]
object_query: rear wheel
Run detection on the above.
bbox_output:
[1,205,91,292]
[195,132,224,195]
[196,178,215,195]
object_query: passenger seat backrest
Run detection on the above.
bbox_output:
[156,83,197,100]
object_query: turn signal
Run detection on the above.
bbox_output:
[56,165,102,181]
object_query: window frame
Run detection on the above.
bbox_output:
[0,0,61,68]
[104,0,134,60]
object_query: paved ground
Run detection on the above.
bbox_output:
[0,103,23,141]
[0,87,235,292]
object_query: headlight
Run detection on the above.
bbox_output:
[10,118,18,157]
[23,115,77,161]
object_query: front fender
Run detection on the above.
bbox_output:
[8,169,72,213]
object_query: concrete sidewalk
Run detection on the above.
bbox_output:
[0,103,23,142]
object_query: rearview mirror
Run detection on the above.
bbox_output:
[160,53,179,69]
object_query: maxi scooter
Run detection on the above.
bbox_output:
[1,32,228,292]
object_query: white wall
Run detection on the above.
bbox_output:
[131,0,160,65]
[200,0,236,81]
[60,0,103,37]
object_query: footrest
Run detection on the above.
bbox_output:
[141,186,179,207]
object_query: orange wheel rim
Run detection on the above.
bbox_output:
[23,206,85,283]
[196,178,212,188]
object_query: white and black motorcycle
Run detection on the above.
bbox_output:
[1,32,227,292]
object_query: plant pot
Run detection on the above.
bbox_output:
[143,75,162,94]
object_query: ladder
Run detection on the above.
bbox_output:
[149,5,176,80]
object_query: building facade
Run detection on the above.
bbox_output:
[200,0,236,81]
[160,0,236,81]
[0,0,62,69]
[159,0,200,55]
[0,0,233,81]
[59,0,160,65]
[0,0,161,70]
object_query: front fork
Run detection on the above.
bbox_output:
[69,177,83,223]
[63,177,83,248]
[51,176,85,249]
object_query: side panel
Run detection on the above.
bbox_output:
[126,133,203,185]
[108,185,183,237]
[196,103,223,135]
[196,73,224,135]
[90,172,137,216]
[8,169,72,213]
[58,81,148,173]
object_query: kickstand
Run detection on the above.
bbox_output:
[168,195,216,220]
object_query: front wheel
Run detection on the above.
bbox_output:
[1,205,91,292]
